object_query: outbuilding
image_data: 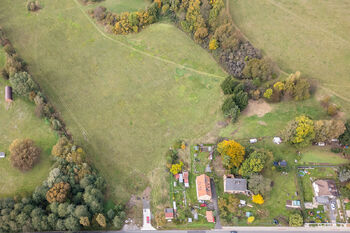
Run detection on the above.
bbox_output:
[249,138,258,144]
[5,86,13,103]
[0,152,5,158]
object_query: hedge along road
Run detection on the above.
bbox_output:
[0,0,228,203]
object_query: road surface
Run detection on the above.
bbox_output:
[94,227,350,233]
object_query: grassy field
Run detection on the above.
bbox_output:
[229,0,350,113]
[85,0,151,13]
[0,48,57,198]
[0,0,227,202]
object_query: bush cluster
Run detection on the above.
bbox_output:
[26,1,41,12]
[220,76,248,123]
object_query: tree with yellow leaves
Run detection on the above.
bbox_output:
[209,39,218,50]
[284,115,315,147]
[252,194,264,205]
[217,140,245,168]
[170,161,184,175]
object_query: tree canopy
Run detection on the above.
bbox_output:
[217,140,245,168]
[9,139,41,172]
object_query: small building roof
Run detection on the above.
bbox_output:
[224,175,247,192]
[279,160,287,167]
[206,211,214,223]
[164,208,174,219]
[0,152,5,158]
[249,138,257,143]
[5,86,12,102]
[205,164,212,173]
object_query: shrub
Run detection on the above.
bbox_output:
[242,58,274,81]
[327,104,338,116]
[9,139,41,172]
[289,213,303,226]
[331,147,342,153]
[252,194,264,205]
[9,71,38,96]
[263,88,273,99]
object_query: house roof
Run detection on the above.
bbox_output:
[225,176,247,192]
[164,208,174,219]
[206,211,214,223]
[196,174,212,198]
[313,180,338,197]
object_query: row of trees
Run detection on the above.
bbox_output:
[90,2,160,35]
[0,28,68,136]
[0,138,126,232]
[283,115,346,147]
[263,71,311,102]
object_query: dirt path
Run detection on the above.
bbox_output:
[72,0,226,79]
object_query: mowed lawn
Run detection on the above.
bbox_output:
[229,0,350,113]
[0,0,227,202]
[0,48,57,198]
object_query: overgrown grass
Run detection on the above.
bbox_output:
[230,0,350,114]
[85,0,151,13]
[0,0,226,203]
[0,51,57,197]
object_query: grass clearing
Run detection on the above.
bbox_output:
[229,0,350,114]
[220,97,327,140]
[85,0,151,13]
[0,0,226,203]
[0,48,57,197]
[299,147,349,165]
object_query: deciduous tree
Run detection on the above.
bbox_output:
[9,139,41,172]
[217,140,245,168]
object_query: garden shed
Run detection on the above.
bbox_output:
[0,152,5,158]
[5,86,13,102]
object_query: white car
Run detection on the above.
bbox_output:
[330,203,336,210]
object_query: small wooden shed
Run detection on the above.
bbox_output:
[5,86,13,103]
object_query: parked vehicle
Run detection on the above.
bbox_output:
[331,202,336,210]
[147,216,150,223]
[200,203,207,207]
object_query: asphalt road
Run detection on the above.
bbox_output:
[86,227,350,233]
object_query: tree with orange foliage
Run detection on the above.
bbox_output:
[217,140,245,168]
[46,182,70,203]
[252,194,264,205]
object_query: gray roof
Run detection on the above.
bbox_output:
[315,196,330,205]
[225,177,247,191]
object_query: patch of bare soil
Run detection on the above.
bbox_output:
[213,155,226,177]
[242,99,272,117]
